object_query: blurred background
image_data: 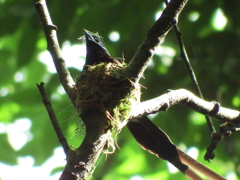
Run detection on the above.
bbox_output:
[1,0,240,179]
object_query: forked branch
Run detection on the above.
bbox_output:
[34,0,230,179]
[34,0,76,106]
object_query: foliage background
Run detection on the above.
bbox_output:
[1,0,240,179]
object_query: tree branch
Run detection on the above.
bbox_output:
[59,112,112,180]
[35,0,217,179]
[131,89,240,162]
[168,9,216,134]
[34,0,76,106]
[125,0,188,83]
[163,0,215,134]
[131,89,240,123]
[37,82,69,155]
[174,25,216,133]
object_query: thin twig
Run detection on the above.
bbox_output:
[34,0,76,106]
[163,0,215,134]
[204,122,240,161]
[125,0,188,83]
[37,82,69,155]
[174,25,215,134]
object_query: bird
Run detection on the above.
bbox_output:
[81,29,120,70]
[81,29,226,180]
[81,29,174,158]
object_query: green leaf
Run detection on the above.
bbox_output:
[17,21,38,68]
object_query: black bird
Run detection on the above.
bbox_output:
[82,29,119,70]
[81,29,224,179]
[82,29,178,161]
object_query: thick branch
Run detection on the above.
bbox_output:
[59,112,112,180]
[131,89,240,123]
[125,0,188,83]
[34,0,76,106]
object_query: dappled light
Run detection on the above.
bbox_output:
[109,31,120,42]
[14,71,25,83]
[1,0,240,179]
[188,11,200,22]
[6,118,32,150]
[211,8,227,31]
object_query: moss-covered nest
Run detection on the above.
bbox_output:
[75,62,141,132]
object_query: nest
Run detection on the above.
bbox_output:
[75,62,140,131]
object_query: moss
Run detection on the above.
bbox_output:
[75,62,141,133]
